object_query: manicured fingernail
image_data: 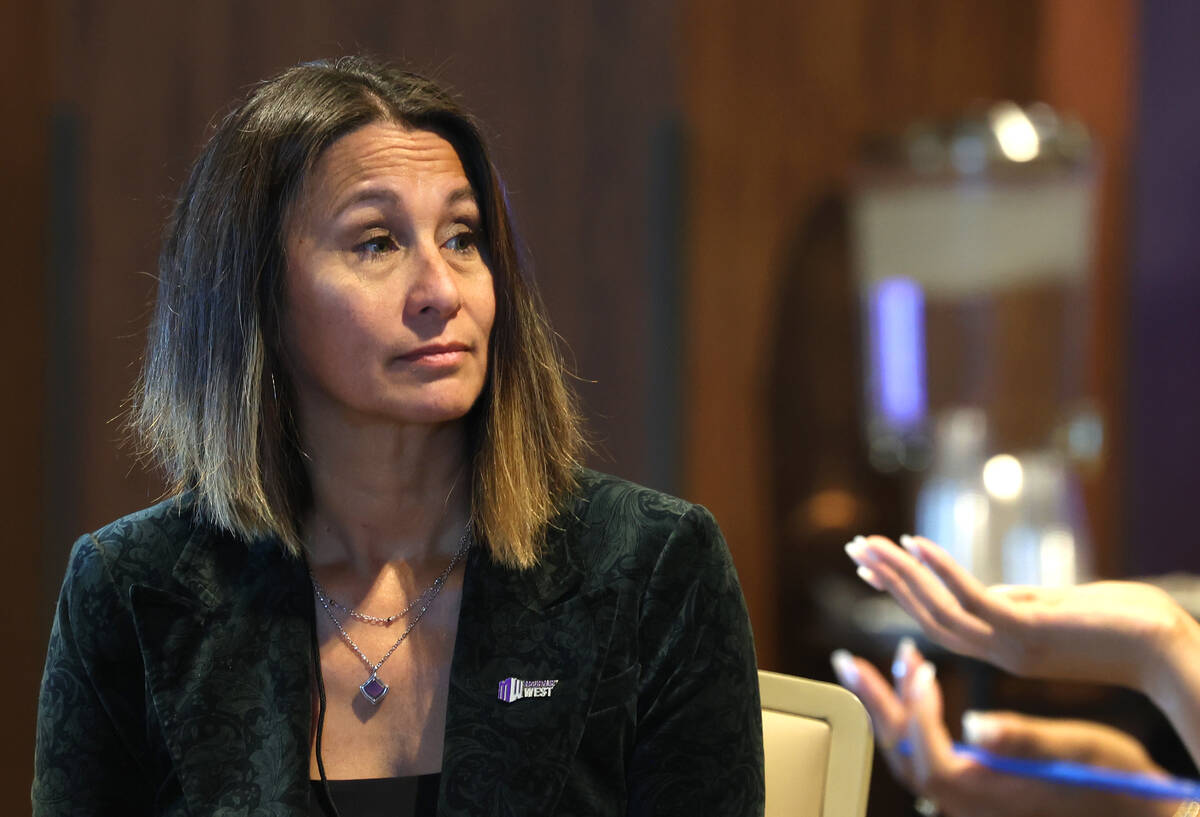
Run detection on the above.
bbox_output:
[844,536,870,563]
[899,534,921,557]
[911,661,936,696]
[830,649,859,688]
[892,637,917,680]
[962,711,999,745]
[856,565,884,590]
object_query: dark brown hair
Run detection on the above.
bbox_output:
[133,56,583,568]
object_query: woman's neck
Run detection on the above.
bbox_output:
[299,416,471,577]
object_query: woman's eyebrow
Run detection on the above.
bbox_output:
[329,186,397,219]
[329,185,476,218]
[446,186,478,208]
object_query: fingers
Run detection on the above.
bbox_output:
[891,637,922,700]
[899,535,997,618]
[871,540,991,643]
[898,659,1023,817]
[831,649,907,748]
[962,710,1046,757]
[955,711,1179,817]
[831,644,926,786]
[846,536,992,655]
[962,710,1163,773]
[905,660,963,788]
[876,653,1174,817]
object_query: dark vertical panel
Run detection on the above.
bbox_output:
[1127,2,1200,574]
[645,116,685,494]
[42,109,84,611]
[0,0,50,804]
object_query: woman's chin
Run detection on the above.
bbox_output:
[378,396,479,427]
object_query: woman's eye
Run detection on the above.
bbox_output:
[445,231,477,254]
[354,234,395,257]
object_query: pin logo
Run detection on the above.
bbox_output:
[498,677,558,703]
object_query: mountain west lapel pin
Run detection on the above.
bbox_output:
[498,677,558,703]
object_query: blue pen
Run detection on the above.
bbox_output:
[896,739,1200,801]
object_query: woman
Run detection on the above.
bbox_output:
[837,533,1200,816]
[33,57,764,817]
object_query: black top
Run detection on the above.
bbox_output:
[310,774,440,816]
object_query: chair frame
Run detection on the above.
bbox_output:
[759,669,874,817]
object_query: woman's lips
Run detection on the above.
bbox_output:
[396,343,470,366]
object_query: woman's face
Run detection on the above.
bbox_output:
[282,122,495,430]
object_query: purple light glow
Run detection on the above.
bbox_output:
[869,277,927,429]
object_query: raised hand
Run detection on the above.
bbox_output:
[844,534,1200,766]
[830,641,1180,817]
[845,534,1191,690]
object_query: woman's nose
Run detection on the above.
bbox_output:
[405,242,462,319]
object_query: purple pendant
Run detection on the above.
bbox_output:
[360,675,389,705]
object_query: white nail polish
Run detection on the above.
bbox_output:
[830,650,859,688]
[845,536,874,563]
[892,637,916,680]
[856,565,884,590]
[962,710,999,745]
[912,661,936,695]
[899,534,920,557]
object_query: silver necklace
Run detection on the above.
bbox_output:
[311,528,472,705]
[311,541,467,626]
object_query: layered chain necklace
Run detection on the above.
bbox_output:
[311,526,473,705]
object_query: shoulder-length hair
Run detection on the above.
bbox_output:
[133,56,583,569]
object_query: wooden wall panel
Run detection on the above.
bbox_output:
[0,0,50,800]
[1036,0,1137,579]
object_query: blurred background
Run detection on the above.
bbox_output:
[4,1,1199,813]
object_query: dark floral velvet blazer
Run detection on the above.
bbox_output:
[34,470,765,816]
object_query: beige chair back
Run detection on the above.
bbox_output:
[759,670,874,817]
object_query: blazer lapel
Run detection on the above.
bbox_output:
[129,525,313,816]
[439,533,620,817]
